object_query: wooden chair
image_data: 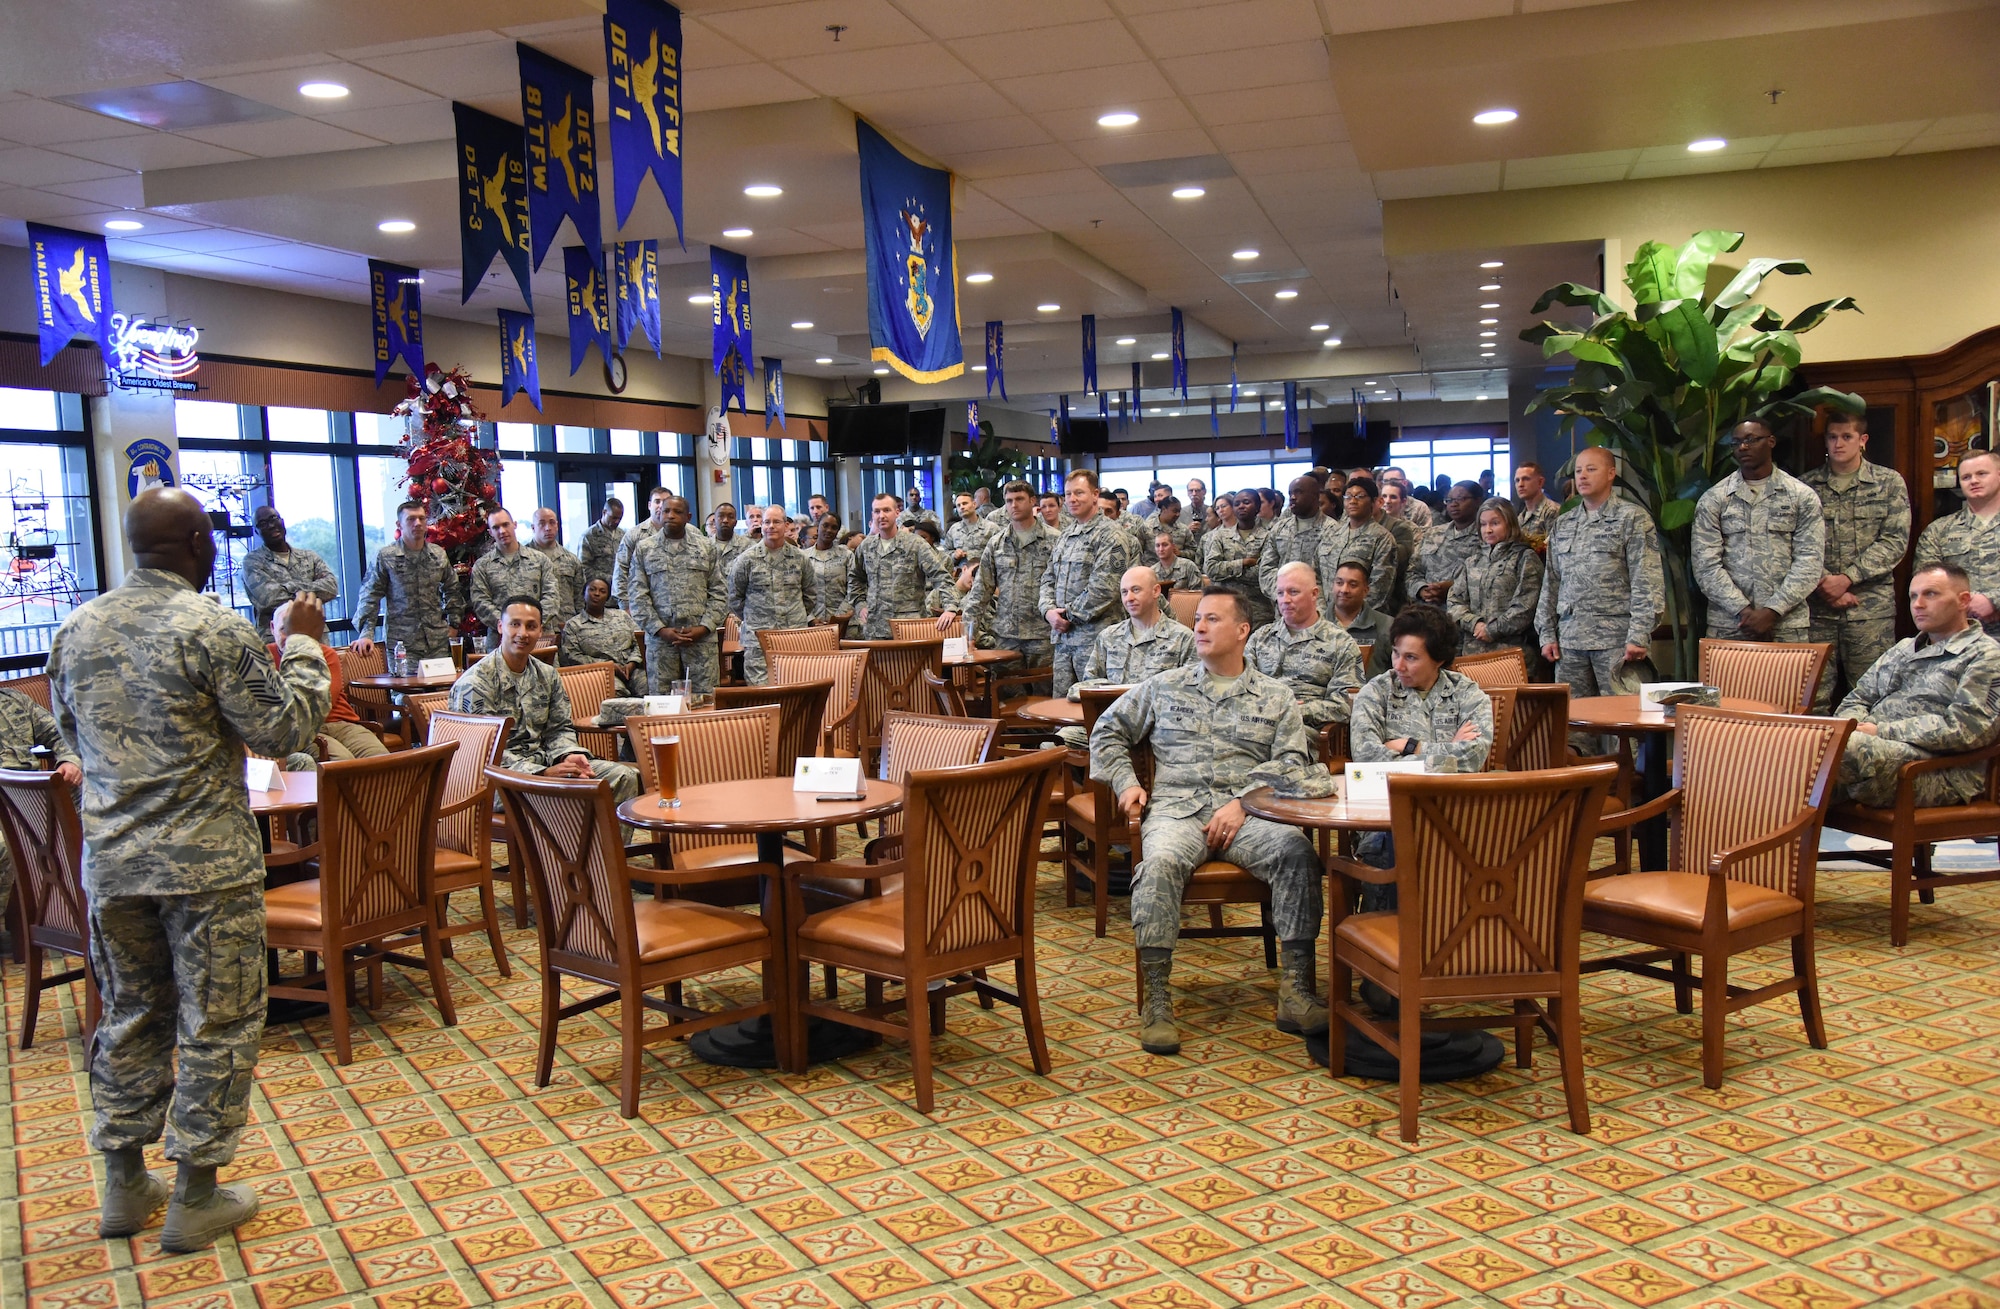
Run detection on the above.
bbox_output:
[1487,684,1571,772]
[556,660,621,759]
[771,650,868,758]
[841,638,945,767]
[892,615,960,641]
[490,766,773,1118]
[1829,742,2000,946]
[625,703,804,905]
[1064,687,1140,938]
[757,626,840,668]
[1698,638,1832,714]
[1588,706,1852,1088]
[1331,764,1619,1141]
[2,671,53,710]
[1455,647,1530,690]
[787,749,1065,1112]
[1126,749,1280,976]
[341,642,406,748]
[264,744,460,1065]
[425,711,513,977]
[921,667,967,717]
[714,679,833,773]
[1167,590,1200,628]
[404,691,451,743]
[0,769,96,1048]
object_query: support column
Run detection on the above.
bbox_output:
[88,265,179,588]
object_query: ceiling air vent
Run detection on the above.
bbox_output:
[54,81,288,131]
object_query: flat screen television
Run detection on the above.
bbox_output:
[907,406,947,452]
[1311,419,1393,470]
[1059,415,1110,455]
[827,403,910,456]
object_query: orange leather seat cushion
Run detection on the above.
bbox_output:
[1189,860,1262,890]
[265,880,323,932]
[674,843,814,874]
[799,893,904,955]
[433,849,484,880]
[632,899,767,963]
[1834,800,2000,831]
[1584,871,1801,933]
[1334,911,1399,969]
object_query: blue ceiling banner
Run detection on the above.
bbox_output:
[1210,393,1219,437]
[613,239,661,355]
[1080,313,1096,394]
[1170,307,1188,400]
[1229,343,1239,413]
[1131,362,1143,425]
[983,321,1005,399]
[1048,409,1058,441]
[498,308,542,411]
[1259,392,1268,438]
[1099,390,1108,420]
[762,356,785,431]
[518,43,600,271]
[1117,390,1127,431]
[967,399,979,440]
[602,0,684,245]
[1355,386,1368,432]
[710,244,750,375]
[368,259,423,386]
[1283,380,1299,450]
[452,103,530,307]
[563,244,612,376]
[719,347,747,414]
[26,223,114,368]
[857,119,964,383]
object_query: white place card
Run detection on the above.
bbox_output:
[1639,681,1702,711]
[941,636,970,664]
[644,695,683,716]
[417,657,456,679]
[245,758,282,793]
[794,756,864,794]
[1344,759,1426,804]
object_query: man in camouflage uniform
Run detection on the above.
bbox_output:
[1514,462,1560,541]
[1060,566,1197,749]
[1915,448,2000,640]
[1245,561,1363,728]
[560,578,644,697]
[1092,587,1337,1055]
[1101,491,1156,567]
[899,485,941,531]
[578,496,624,594]
[1183,479,1210,546]
[1382,468,1433,528]
[1153,529,1202,591]
[614,486,689,607]
[1834,563,2000,809]
[1320,478,1400,614]
[0,680,80,928]
[849,493,954,639]
[1260,476,1338,612]
[629,496,728,696]
[449,596,639,805]
[731,504,825,684]
[710,502,753,582]
[943,492,996,571]
[1204,492,1272,627]
[1803,413,1911,709]
[1040,470,1135,696]
[352,499,460,663]
[470,507,558,651]
[1691,420,1825,642]
[1330,560,1395,680]
[965,480,1057,682]
[241,505,338,634]
[1404,481,1484,606]
[805,517,855,629]
[528,507,586,633]
[49,488,330,1250]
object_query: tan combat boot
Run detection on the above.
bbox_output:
[1275,942,1329,1035]
[1136,948,1180,1055]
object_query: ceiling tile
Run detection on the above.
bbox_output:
[994,63,1178,113]
[313,101,459,146]
[1069,129,1222,168]
[1633,135,1778,163]
[0,147,131,189]
[895,0,1119,39]
[56,133,252,171]
[1773,120,1929,150]
[39,175,147,207]
[119,227,291,254]
[1316,0,1510,35]
[1228,142,1358,177]
[1501,165,1631,190]
[180,118,389,156]
[0,99,147,147]
[0,186,103,221]
[774,44,975,97]
[1034,98,1205,144]
[1919,112,2000,136]
[681,21,759,71]
[702,0,934,60]
[1901,128,2000,154]
[1370,161,1502,199]
[972,168,1118,202]
[1187,82,1340,125]
[1160,42,1328,95]
[350,39,519,102]
[896,116,1054,158]
[1209,114,1347,153]
[1126,0,1323,58]
[844,84,1016,129]
[199,63,439,114]
[1625,154,1764,180]
[1503,148,1642,174]
[684,63,819,111]
[949,22,1149,79]
[1759,142,1901,169]
[954,143,1087,180]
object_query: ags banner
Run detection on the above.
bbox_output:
[564,245,612,376]
[498,309,542,411]
[710,245,750,374]
[614,239,661,355]
[602,0,684,243]
[857,119,963,383]
[519,43,601,270]
[27,223,114,367]
[452,103,531,306]
[368,259,424,386]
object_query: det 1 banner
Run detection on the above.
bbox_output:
[602,0,684,243]
[452,102,531,306]
[26,223,114,367]
[614,239,661,354]
[564,245,612,375]
[519,43,601,270]
[368,259,424,386]
[857,119,963,382]
[498,309,542,411]
[762,356,785,431]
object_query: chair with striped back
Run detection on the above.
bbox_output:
[425,711,513,976]
[757,626,840,667]
[771,650,868,758]
[1331,763,1619,1142]
[1167,590,1200,628]
[788,749,1065,1112]
[2,672,52,711]
[921,667,967,718]
[892,615,960,642]
[0,769,97,1048]
[556,661,621,760]
[1455,647,1531,690]
[1486,685,1572,773]
[1587,706,1851,1089]
[625,704,800,906]
[841,639,945,767]
[1698,639,1831,714]
[404,691,451,744]
[340,642,406,748]
[714,678,834,774]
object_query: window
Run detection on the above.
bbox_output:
[266,407,332,443]
[860,454,936,519]
[733,434,831,515]
[0,393,99,657]
[1388,427,1510,498]
[355,411,407,446]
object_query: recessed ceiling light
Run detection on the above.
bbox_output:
[1151,352,1169,360]
[1479,260,1504,269]
[873,367,889,375]
[790,320,814,330]
[1274,289,1298,300]
[1479,318,1498,325]
[1688,138,1728,153]
[1115,337,1136,346]
[1170,411,1182,417]
[1171,186,1205,200]
[743,184,783,197]
[815,356,833,364]
[1480,302,1501,310]
[687,293,711,304]
[1097,111,1140,128]
[1475,394,1489,400]
[1037,303,1060,312]
[1149,408,1163,415]
[721,227,752,239]
[1310,323,1330,332]
[965,272,993,284]
[377,219,415,233]
[1324,337,1341,348]
[299,81,349,99]
[1232,248,1259,261]
[1241,389,1258,398]
[971,364,986,372]
[1479,331,1497,337]
[1479,282,1503,291]
[104,218,143,231]
[1473,108,1518,125]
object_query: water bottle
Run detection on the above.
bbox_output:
[393,641,408,678]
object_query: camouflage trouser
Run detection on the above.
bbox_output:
[578,758,643,808]
[1558,646,1655,755]
[1809,611,1897,713]
[989,634,1053,700]
[385,623,452,663]
[646,633,719,696]
[1051,625,1100,699]
[87,886,265,1166]
[1131,809,1323,951]
[1836,733,1983,809]
[320,720,390,761]
[1706,612,1810,643]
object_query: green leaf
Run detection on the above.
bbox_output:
[1783,297,1861,333]
[1520,323,1568,346]
[1646,300,1721,386]
[1672,230,1743,299]
[1713,301,1781,338]
[1528,283,1619,317]
[1567,338,1625,368]
[1659,497,1698,531]
[1537,330,1584,358]
[1624,241,1681,304]
[1712,258,1810,309]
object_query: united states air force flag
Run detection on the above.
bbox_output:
[27,223,114,367]
[564,245,612,376]
[368,259,424,386]
[710,245,750,374]
[984,321,1004,400]
[762,357,785,431]
[857,120,963,383]
[452,103,530,306]
[614,240,661,355]
[603,0,684,244]
[519,44,600,271]
[498,309,542,411]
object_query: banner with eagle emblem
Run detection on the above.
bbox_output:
[857,119,963,383]
[710,244,750,376]
[564,245,613,376]
[603,0,684,245]
[762,356,785,431]
[983,321,1004,400]
[519,44,601,271]
[498,309,542,411]
[27,223,114,368]
[368,259,424,386]
[614,239,661,355]
[452,103,530,306]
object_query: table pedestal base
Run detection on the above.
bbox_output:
[1069,868,1133,898]
[689,1015,879,1069]
[1302,980,1506,1081]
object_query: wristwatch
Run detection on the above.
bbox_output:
[1400,739,1421,757]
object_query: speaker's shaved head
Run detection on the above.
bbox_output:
[127,487,218,589]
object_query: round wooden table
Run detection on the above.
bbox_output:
[1012,697,1085,727]
[249,771,317,817]
[1569,695,1779,867]
[617,777,904,1071]
[350,672,462,693]
[945,647,1020,712]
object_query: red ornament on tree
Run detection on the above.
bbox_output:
[392,363,499,637]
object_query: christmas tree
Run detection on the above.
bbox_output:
[394,362,499,637]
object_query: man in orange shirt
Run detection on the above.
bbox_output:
[271,602,389,760]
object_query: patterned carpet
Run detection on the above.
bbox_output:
[5,835,2000,1309]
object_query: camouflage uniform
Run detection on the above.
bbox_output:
[1537,496,1665,706]
[710,532,753,587]
[530,540,587,632]
[1404,518,1483,603]
[848,530,954,639]
[1078,615,1197,692]
[613,518,667,606]
[1258,513,1336,608]
[448,651,640,804]
[355,539,461,662]
[943,514,996,568]
[1914,507,2000,640]
[1109,512,1156,567]
[1333,606,1395,680]
[0,686,80,918]
[1691,468,1825,641]
[1316,519,1399,614]
[1399,500,1434,529]
[1834,625,2000,807]
[1158,557,1203,591]
[1038,515,1135,696]
[806,544,855,620]
[1091,662,1336,952]
[48,569,330,1167]
[559,609,645,697]
[1203,523,1274,627]
[730,542,825,684]
[1448,540,1546,659]
[579,520,623,592]
[628,532,728,695]
[1801,461,1910,710]
[966,520,1058,676]
[899,504,941,531]
[240,544,338,634]
[1244,617,1363,727]
[1516,497,1561,542]
[1379,514,1418,610]
[1350,669,1494,773]
[470,545,559,651]
[1153,519,1194,561]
